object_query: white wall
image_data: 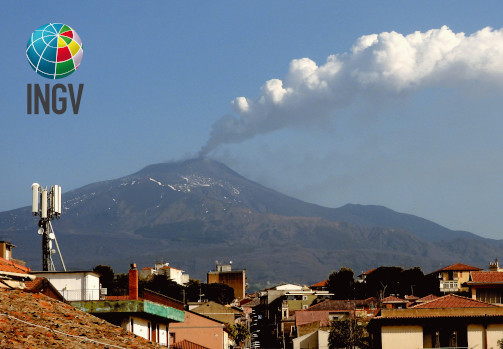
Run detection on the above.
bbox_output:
[34,271,100,301]
[487,324,503,349]
[381,326,423,349]
[467,324,484,349]
[123,316,170,345]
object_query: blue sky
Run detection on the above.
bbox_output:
[2,1,503,239]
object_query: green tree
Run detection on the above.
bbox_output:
[93,265,115,290]
[141,274,184,301]
[327,267,356,299]
[329,319,368,349]
[203,283,235,304]
[227,323,250,348]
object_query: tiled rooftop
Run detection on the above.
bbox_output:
[172,339,210,349]
[311,280,328,288]
[433,263,482,273]
[306,298,377,311]
[0,257,30,274]
[469,271,503,283]
[0,288,164,348]
[412,294,497,309]
[382,296,407,303]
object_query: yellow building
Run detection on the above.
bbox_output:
[368,294,503,349]
[430,263,482,293]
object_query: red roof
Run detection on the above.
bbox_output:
[416,294,439,303]
[469,271,503,283]
[412,294,497,309]
[358,268,376,277]
[0,257,30,274]
[432,263,482,273]
[311,280,328,287]
[172,339,210,349]
[382,296,407,303]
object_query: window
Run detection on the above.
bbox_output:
[302,295,308,301]
[302,305,308,310]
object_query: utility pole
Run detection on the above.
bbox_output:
[31,183,66,271]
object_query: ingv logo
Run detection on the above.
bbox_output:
[26,23,84,115]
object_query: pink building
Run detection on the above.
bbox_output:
[169,310,230,349]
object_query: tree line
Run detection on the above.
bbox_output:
[326,266,439,300]
[92,265,235,305]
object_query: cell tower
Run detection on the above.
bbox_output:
[31,183,66,271]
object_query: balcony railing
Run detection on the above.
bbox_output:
[61,288,102,301]
[439,280,459,292]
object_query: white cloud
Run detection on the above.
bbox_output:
[200,26,503,156]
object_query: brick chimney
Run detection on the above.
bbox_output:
[129,263,139,300]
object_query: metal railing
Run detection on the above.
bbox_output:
[61,288,101,301]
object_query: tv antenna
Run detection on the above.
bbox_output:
[31,183,66,271]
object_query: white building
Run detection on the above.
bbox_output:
[140,262,189,285]
[33,270,101,301]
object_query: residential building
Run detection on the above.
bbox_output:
[71,264,185,346]
[191,300,242,324]
[32,270,101,301]
[467,270,503,305]
[0,244,34,289]
[293,329,329,349]
[207,261,247,300]
[139,261,189,285]
[295,298,378,337]
[357,268,376,283]
[368,294,503,349]
[168,310,230,349]
[429,262,482,293]
[310,279,328,291]
[381,295,408,309]
[256,283,332,347]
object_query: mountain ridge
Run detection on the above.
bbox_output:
[0,158,500,286]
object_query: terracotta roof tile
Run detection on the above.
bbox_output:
[172,339,210,349]
[432,263,482,273]
[0,257,30,274]
[416,294,439,303]
[412,294,497,309]
[0,288,164,348]
[311,280,328,287]
[382,296,407,303]
[470,271,503,283]
[306,298,378,311]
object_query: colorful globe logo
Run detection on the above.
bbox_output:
[26,23,83,79]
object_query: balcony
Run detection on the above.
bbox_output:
[439,280,459,293]
[60,288,103,301]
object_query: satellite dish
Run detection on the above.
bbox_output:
[37,228,44,235]
[49,232,55,240]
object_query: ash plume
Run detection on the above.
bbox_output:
[199,26,503,156]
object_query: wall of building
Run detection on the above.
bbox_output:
[467,324,484,349]
[486,324,503,348]
[34,272,100,301]
[169,311,227,349]
[381,325,422,349]
[293,330,329,349]
[123,315,169,346]
[208,270,246,300]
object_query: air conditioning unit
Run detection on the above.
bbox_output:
[100,288,107,296]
